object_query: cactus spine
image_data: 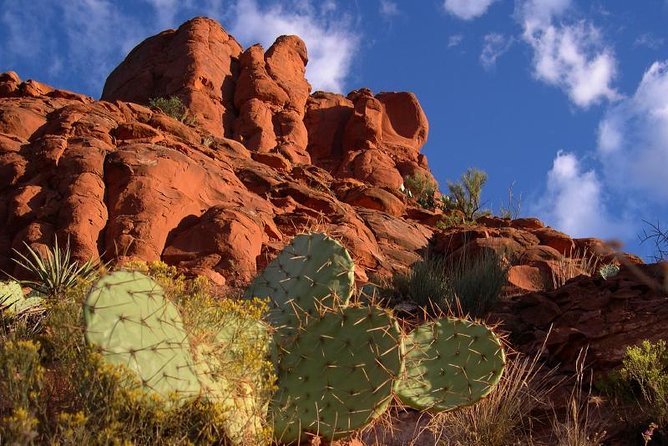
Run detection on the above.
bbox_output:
[396,318,506,411]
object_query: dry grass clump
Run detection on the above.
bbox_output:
[426,347,558,446]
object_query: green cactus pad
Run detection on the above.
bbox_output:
[0,281,24,310]
[84,271,201,402]
[1,281,43,316]
[243,233,354,330]
[271,306,403,443]
[396,318,505,412]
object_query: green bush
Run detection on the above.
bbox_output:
[440,168,489,223]
[390,248,507,318]
[149,96,195,124]
[621,339,668,425]
[446,248,508,317]
[391,255,452,310]
[403,172,438,209]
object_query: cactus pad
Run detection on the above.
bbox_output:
[243,233,354,329]
[271,306,403,443]
[396,318,505,412]
[1,281,43,316]
[84,271,201,402]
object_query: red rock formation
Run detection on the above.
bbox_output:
[0,70,435,286]
[101,17,243,138]
[492,262,668,373]
[233,36,311,166]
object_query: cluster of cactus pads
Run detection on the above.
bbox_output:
[81,232,506,444]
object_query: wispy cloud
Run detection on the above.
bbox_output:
[443,0,498,20]
[379,0,399,19]
[518,0,619,108]
[480,33,514,69]
[597,60,668,203]
[448,34,464,48]
[231,0,359,92]
[634,33,665,50]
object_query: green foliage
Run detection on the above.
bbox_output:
[620,339,668,425]
[243,232,355,331]
[149,96,196,124]
[10,236,101,298]
[84,270,202,402]
[403,172,438,209]
[390,249,507,318]
[271,305,403,443]
[440,168,489,222]
[390,255,452,309]
[0,340,44,414]
[598,263,620,279]
[429,350,558,446]
[446,249,509,317]
[1,263,276,445]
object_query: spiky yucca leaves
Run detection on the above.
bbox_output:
[243,233,355,331]
[271,305,404,444]
[396,318,506,412]
[11,236,101,298]
[83,270,201,403]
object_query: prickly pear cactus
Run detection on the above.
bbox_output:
[243,233,355,330]
[271,306,403,443]
[0,281,43,316]
[83,270,201,402]
[396,318,505,412]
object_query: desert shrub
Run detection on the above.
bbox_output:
[389,249,507,318]
[149,96,196,124]
[430,350,558,446]
[598,263,620,280]
[403,172,438,209]
[0,260,276,445]
[390,255,452,311]
[621,340,668,425]
[440,168,489,222]
[446,249,508,317]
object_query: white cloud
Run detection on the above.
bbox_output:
[532,151,627,238]
[60,0,146,92]
[379,0,399,18]
[480,33,513,69]
[448,34,464,48]
[597,61,668,203]
[231,0,358,92]
[519,0,619,107]
[443,0,497,20]
[519,0,571,30]
[634,33,665,50]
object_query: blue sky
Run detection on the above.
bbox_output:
[1,0,667,261]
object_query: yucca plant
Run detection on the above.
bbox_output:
[10,236,101,298]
